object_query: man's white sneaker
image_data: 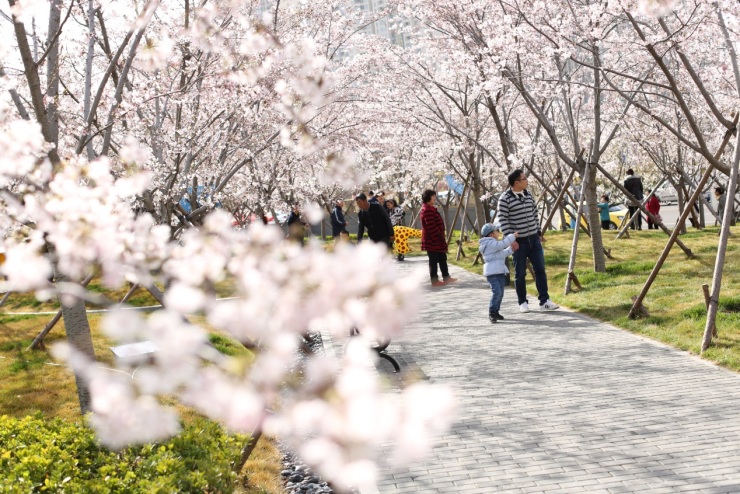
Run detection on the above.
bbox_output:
[539,299,560,311]
[519,302,530,313]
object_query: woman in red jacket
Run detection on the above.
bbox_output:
[646,192,661,230]
[420,190,458,287]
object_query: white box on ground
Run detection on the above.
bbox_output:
[110,340,159,365]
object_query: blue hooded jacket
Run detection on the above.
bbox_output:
[478,234,516,276]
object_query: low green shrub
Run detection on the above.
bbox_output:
[0,414,246,493]
[208,333,252,358]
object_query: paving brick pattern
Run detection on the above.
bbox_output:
[372,257,740,493]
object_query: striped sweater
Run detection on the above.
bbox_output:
[420,202,447,252]
[497,189,541,237]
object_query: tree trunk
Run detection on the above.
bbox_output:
[584,166,606,272]
[701,129,740,351]
[470,185,485,235]
[53,266,96,414]
[8,0,61,165]
[587,45,607,273]
[46,0,62,145]
[82,0,97,160]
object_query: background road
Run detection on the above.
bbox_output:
[309,203,720,238]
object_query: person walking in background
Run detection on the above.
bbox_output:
[420,189,457,287]
[331,199,347,242]
[646,192,661,230]
[597,195,611,230]
[375,190,386,205]
[623,169,645,230]
[715,186,727,225]
[286,204,307,245]
[385,199,405,227]
[355,193,394,249]
[479,223,518,323]
[498,169,559,312]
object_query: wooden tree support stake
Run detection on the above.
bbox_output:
[446,173,471,247]
[567,271,582,291]
[702,284,717,337]
[701,117,740,353]
[565,161,591,295]
[455,237,468,260]
[119,283,141,305]
[236,428,263,473]
[629,295,650,318]
[455,177,473,261]
[541,166,577,232]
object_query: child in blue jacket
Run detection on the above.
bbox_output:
[479,223,518,323]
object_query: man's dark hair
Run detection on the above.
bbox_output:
[421,189,436,204]
[626,168,634,175]
[508,169,524,187]
[715,186,725,195]
[368,190,375,196]
[355,192,367,201]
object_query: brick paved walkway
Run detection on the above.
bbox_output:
[365,257,740,494]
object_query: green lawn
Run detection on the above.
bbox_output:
[440,226,740,371]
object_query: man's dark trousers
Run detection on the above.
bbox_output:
[512,234,549,305]
[628,205,642,230]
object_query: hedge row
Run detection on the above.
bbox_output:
[0,414,246,493]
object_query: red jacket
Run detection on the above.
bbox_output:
[420,202,448,252]
[646,195,661,215]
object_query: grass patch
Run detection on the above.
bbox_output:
[209,332,253,357]
[720,296,740,313]
[605,261,656,276]
[448,225,740,372]
[544,252,570,266]
[0,313,44,324]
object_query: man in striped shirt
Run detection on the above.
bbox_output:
[498,169,559,313]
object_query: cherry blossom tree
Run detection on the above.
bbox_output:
[1,1,456,490]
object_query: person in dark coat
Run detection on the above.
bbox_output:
[330,199,347,241]
[355,193,394,249]
[420,189,457,287]
[623,168,645,230]
[286,205,306,245]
